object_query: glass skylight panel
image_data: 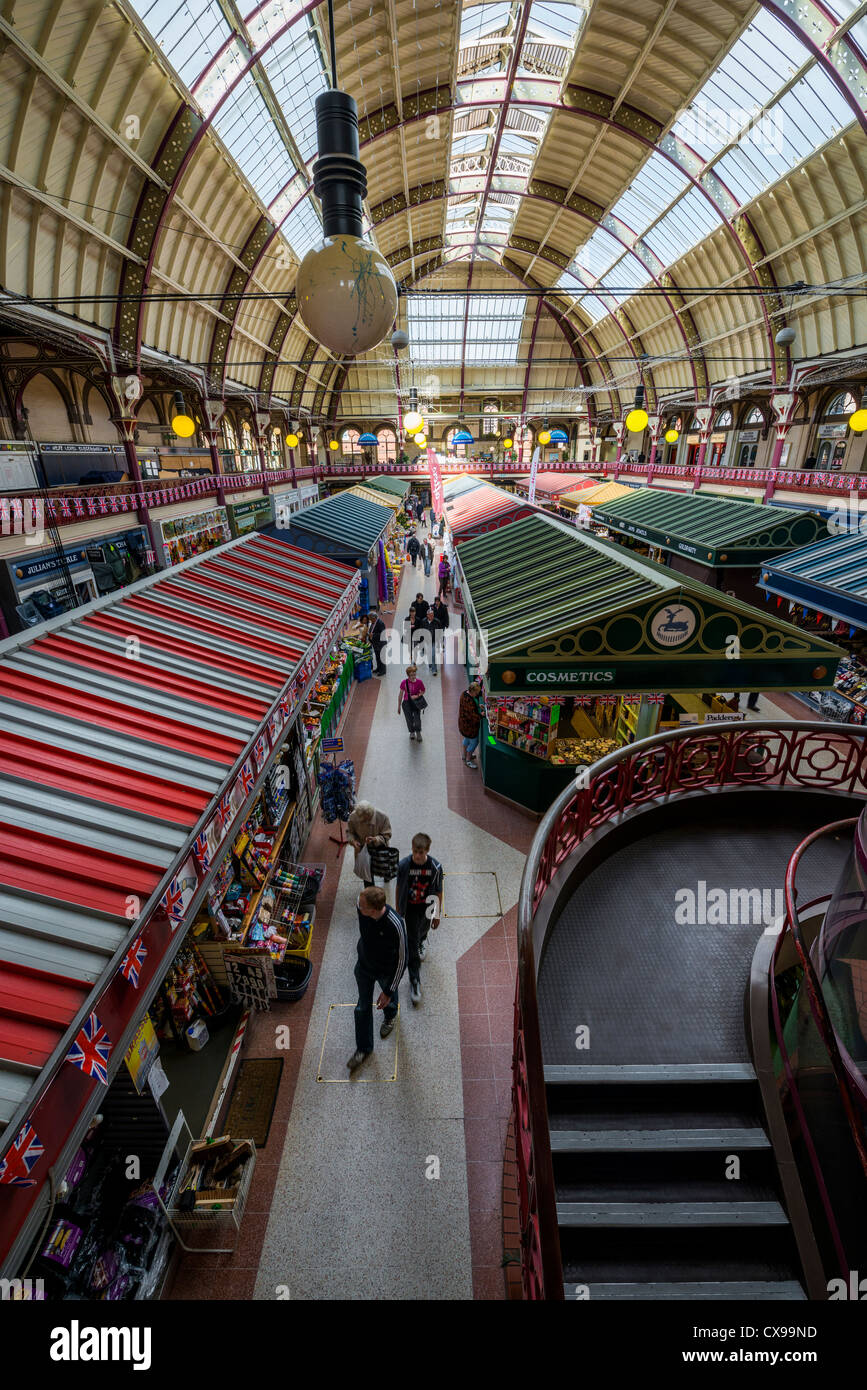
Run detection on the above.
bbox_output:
[262,17,328,165]
[575,293,605,322]
[133,0,230,87]
[599,253,653,297]
[500,128,539,155]
[281,195,322,261]
[611,152,689,234]
[570,227,623,281]
[460,2,512,45]
[466,295,526,363]
[452,132,491,157]
[525,1,586,48]
[555,267,587,297]
[211,78,296,205]
[643,185,723,265]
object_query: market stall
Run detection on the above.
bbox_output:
[514,471,600,504]
[158,505,231,566]
[759,529,867,723]
[456,513,842,813]
[592,487,824,604]
[556,480,636,519]
[0,531,360,1284]
[364,474,410,503]
[444,482,539,544]
[270,490,392,608]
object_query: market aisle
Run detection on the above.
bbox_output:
[254,533,530,1300]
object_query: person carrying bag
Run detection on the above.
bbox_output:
[398,664,427,742]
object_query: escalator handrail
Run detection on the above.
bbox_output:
[517,720,867,1299]
[784,822,867,1179]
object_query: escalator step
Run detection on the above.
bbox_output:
[551,1127,770,1152]
[545,1063,756,1085]
[565,1281,806,1301]
[557,1200,788,1227]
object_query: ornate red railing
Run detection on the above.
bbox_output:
[514,721,867,1300]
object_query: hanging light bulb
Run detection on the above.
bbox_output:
[171,391,196,438]
[286,432,300,448]
[295,75,398,355]
[329,438,340,451]
[665,428,679,444]
[414,432,427,447]
[502,437,513,449]
[849,389,867,433]
[625,384,648,434]
[538,426,551,446]
[391,329,409,351]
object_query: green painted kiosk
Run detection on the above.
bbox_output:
[456,513,843,815]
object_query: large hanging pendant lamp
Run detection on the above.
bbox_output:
[295,0,398,356]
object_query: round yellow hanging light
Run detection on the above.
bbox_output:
[405,410,424,435]
[664,428,679,444]
[625,408,649,433]
[538,429,551,445]
[329,439,340,450]
[502,437,513,449]
[849,408,867,432]
[170,392,196,438]
[414,432,427,447]
[286,432,299,448]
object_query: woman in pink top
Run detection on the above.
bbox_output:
[398,663,426,742]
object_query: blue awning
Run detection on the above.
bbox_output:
[759,529,867,629]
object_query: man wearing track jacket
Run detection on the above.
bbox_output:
[347,886,408,1072]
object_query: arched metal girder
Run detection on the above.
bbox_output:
[326,243,624,425]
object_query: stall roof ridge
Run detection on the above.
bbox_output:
[592,486,824,557]
[287,490,392,550]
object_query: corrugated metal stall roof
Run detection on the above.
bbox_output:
[516,472,600,497]
[364,474,409,498]
[593,487,824,565]
[0,533,354,1133]
[344,484,402,511]
[759,530,867,627]
[559,481,637,510]
[456,513,665,659]
[287,491,392,553]
[445,483,538,542]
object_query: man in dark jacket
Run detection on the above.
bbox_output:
[407,534,420,568]
[396,834,443,1005]
[368,606,387,675]
[348,886,408,1071]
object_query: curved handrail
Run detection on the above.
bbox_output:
[515,720,867,1300]
[784,823,867,1177]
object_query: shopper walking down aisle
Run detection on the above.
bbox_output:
[369,606,387,676]
[398,663,427,741]
[458,680,483,768]
[396,834,443,1006]
[422,537,434,577]
[347,801,392,886]
[437,554,451,598]
[347,886,408,1073]
[407,533,420,569]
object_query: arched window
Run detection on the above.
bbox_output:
[240,420,255,469]
[743,405,764,426]
[446,427,468,460]
[376,428,397,464]
[223,418,238,451]
[514,424,533,463]
[714,408,733,428]
[825,391,857,417]
[270,427,282,467]
[483,400,500,437]
[342,428,361,458]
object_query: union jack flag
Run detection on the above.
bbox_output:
[278,693,291,721]
[217,791,233,833]
[109,495,120,513]
[120,934,147,988]
[86,498,98,516]
[161,876,185,930]
[193,830,211,871]
[67,1013,112,1086]
[238,760,255,797]
[98,496,109,514]
[73,498,85,517]
[0,1123,44,1186]
[253,734,267,769]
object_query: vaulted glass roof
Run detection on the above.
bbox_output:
[407,293,527,365]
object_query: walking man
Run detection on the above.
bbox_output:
[422,536,434,577]
[347,886,407,1072]
[368,606,387,675]
[396,835,443,1006]
[459,680,484,768]
[407,533,420,569]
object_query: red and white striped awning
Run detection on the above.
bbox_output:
[0,532,358,1265]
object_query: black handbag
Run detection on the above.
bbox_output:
[411,693,429,710]
[369,844,400,881]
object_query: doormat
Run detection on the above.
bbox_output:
[223,1058,283,1148]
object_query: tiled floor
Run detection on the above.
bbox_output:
[169,530,532,1301]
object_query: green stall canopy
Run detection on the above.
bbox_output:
[285,491,391,555]
[456,513,842,695]
[364,474,411,498]
[592,487,824,567]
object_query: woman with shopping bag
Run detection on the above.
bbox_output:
[347,801,392,887]
[398,663,427,742]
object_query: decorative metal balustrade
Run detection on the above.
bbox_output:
[514,721,867,1300]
